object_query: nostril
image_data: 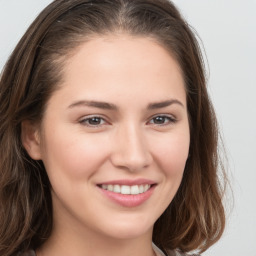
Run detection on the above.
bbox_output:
[112,150,152,170]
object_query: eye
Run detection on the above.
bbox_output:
[148,115,176,126]
[79,116,107,127]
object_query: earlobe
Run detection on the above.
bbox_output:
[21,121,42,160]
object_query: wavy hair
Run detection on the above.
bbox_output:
[0,0,226,255]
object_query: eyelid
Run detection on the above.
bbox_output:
[78,113,177,128]
[79,115,109,128]
[147,114,177,126]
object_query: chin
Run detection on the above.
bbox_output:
[99,215,154,240]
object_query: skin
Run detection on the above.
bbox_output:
[22,35,190,256]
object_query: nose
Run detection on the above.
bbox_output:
[110,124,153,172]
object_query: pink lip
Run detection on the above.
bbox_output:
[97,179,156,207]
[99,178,155,186]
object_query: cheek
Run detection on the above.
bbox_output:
[151,131,190,178]
[41,130,110,181]
[148,130,190,214]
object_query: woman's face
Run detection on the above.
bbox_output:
[27,35,190,241]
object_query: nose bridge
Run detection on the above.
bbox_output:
[111,122,152,171]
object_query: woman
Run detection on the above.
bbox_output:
[0,0,226,255]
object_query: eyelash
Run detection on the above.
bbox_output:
[147,114,177,126]
[79,114,177,128]
[79,116,108,127]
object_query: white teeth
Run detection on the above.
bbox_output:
[121,185,130,194]
[102,184,108,190]
[101,184,151,195]
[107,184,113,192]
[131,185,139,195]
[113,184,121,193]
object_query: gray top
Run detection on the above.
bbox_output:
[153,244,200,256]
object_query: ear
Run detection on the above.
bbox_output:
[21,120,42,160]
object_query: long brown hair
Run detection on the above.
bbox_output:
[0,0,226,255]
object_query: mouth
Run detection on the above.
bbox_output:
[98,184,152,195]
[97,180,156,207]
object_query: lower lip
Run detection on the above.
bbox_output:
[98,186,155,207]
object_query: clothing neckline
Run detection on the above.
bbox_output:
[152,243,168,256]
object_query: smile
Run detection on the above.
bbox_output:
[99,184,151,195]
[97,181,156,207]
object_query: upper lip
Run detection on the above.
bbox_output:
[97,178,156,186]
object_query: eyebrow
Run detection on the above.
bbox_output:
[68,99,184,110]
[147,99,184,109]
[68,100,118,110]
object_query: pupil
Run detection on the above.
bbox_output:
[154,116,165,124]
[89,117,101,125]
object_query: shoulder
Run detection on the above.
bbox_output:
[17,250,36,256]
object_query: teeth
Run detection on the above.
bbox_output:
[101,184,151,195]
[121,185,130,194]
[107,184,113,192]
[131,185,139,195]
[113,185,121,193]
[102,184,108,190]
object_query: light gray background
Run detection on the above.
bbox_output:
[0,1,255,255]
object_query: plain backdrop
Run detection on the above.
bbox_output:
[0,1,255,255]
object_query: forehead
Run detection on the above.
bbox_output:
[64,35,182,74]
[50,35,186,108]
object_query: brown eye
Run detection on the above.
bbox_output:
[153,116,167,124]
[79,116,107,127]
[88,117,102,125]
[148,115,176,125]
